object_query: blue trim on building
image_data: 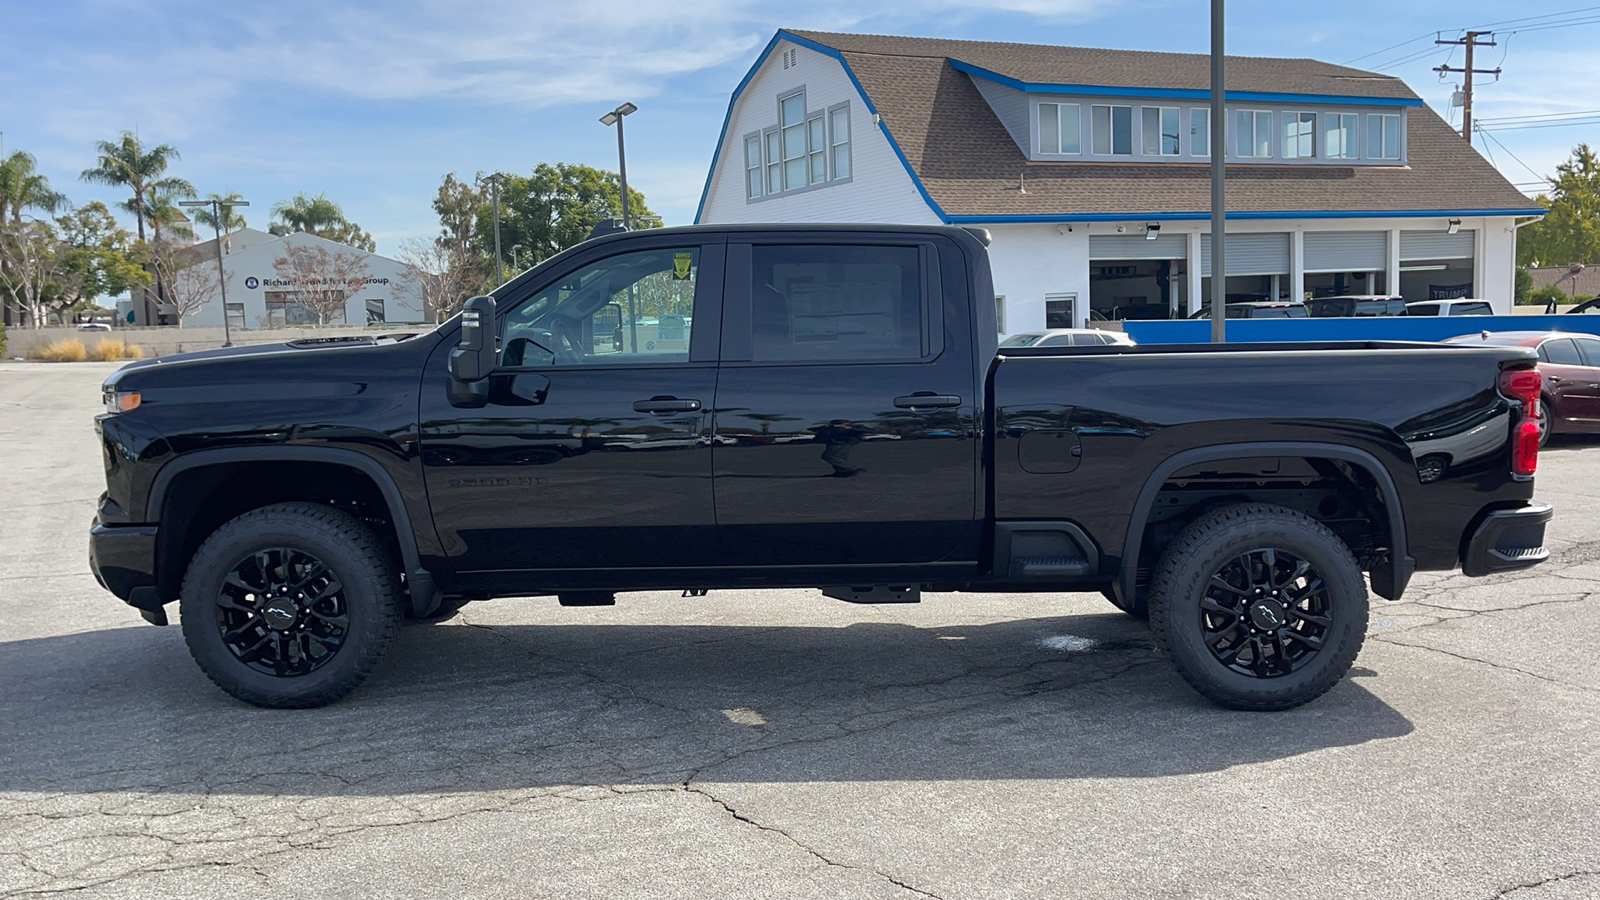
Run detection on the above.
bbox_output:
[694,30,949,224]
[950,60,1425,107]
[1123,315,1600,345]
[944,208,1546,224]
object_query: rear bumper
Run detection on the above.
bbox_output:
[1462,501,1552,577]
[89,520,164,618]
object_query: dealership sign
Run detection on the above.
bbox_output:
[241,276,391,289]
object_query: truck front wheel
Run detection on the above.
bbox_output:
[179,502,400,708]
[1147,504,1367,711]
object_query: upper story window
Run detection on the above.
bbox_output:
[1190,108,1209,157]
[1368,113,1401,160]
[1038,102,1082,155]
[1142,106,1180,156]
[1092,104,1133,155]
[1236,109,1273,158]
[1324,113,1359,159]
[1283,112,1316,158]
[746,91,851,202]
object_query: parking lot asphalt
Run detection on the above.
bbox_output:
[1,359,1597,900]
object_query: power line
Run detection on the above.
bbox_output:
[1342,32,1437,65]
[1475,125,1550,183]
[1501,15,1600,34]
[1479,118,1600,132]
[1461,5,1600,31]
[1478,109,1600,124]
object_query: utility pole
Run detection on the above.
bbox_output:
[1435,32,1500,145]
[486,173,505,286]
[1208,0,1226,343]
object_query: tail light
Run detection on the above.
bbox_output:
[1513,418,1540,477]
[1500,368,1541,416]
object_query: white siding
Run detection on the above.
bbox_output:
[699,40,940,226]
[1481,219,1516,314]
[985,224,1092,333]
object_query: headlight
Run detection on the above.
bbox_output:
[103,386,141,415]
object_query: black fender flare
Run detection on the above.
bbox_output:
[1118,441,1413,604]
[146,446,441,614]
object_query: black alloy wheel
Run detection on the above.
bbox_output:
[216,547,350,676]
[180,502,400,708]
[1148,503,1367,711]
[1198,548,1332,679]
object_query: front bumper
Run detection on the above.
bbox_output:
[1462,501,1553,577]
[89,520,165,623]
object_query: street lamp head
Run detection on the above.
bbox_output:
[600,102,638,126]
[178,200,206,208]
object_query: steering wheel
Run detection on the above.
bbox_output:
[548,317,585,365]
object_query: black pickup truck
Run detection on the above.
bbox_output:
[91,224,1552,711]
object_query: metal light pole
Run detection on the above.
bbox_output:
[510,244,524,272]
[486,173,506,286]
[180,197,249,347]
[599,102,638,229]
[1208,0,1227,343]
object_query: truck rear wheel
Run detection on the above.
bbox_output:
[179,502,400,708]
[1147,504,1367,711]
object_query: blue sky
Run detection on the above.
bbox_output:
[4,1,1595,258]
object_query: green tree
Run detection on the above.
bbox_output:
[1514,267,1534,305]
[1518,144,1600,267]
[269,191,376,251]
[191,191,249,237]
[54,202,147,314]
[143,185,198,244]
[474,163,654,271]
[0,151,68,224]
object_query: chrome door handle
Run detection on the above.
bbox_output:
[633,397,701,414]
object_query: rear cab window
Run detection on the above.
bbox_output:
[1450,302,1492,316]
[1408,303,1440,316]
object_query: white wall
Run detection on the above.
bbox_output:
[985,224,1092,332]
[699,39,940,226]
[177,232,426,329]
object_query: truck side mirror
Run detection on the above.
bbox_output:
[447,295,497,408]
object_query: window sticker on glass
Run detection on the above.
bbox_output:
[673,252,693,280]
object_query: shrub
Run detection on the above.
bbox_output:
[1527,285,1569,308]
[89,338,145,361]
[27,338,88,362]
[0,323,7,357]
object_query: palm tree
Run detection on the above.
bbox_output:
[144,185,198,244]
[80,132,191,247]
[191,191,248,238]
[270,192,349,236]
[0,151,67,225]
[80,132,193,323]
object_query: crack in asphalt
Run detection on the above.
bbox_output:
[682,782,946,899]
[1370,635,1600,696]
[1491,870,1600,898]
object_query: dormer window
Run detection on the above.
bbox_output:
[1038,102,1082,155]
[1324,113,1359,159]
[1283,112,1316,158]
[1142,107,1180,156]
[1236,110,1273,158]
[1092,104,1133,155]
[1368,113,1402,160]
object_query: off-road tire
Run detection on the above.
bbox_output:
[1148,503,1367,711]
[180,502,400,708]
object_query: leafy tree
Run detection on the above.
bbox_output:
[144,185,198,244]
[53,202,147,314]
[1518,144,1600,267]
[474,163,654,271]
[142,240,225,327]
[396,236,480,323]
[0,220,67,327]
[190,191,248,237]
[0,151,68,224]
[1514,267,1534,305]
[270,192,375,251]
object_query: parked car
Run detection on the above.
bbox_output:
[1566,298,1600,315]
[91,223,1550,713]
[1405,299,1493,316]
[999,329,1136,348]
[1189,301,1309,319]
[77,322,112,332]
[1305,296,1407,318]
[1446,331,1600,445]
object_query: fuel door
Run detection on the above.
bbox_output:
[1018,430,1082,474]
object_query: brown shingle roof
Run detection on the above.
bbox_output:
[789,30,1419,100]
[786,31,1540,219]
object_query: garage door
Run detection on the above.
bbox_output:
[1200,233,1290,276]
[1400,230,1475,260]
[1305,231,1387,272]
[1089,233,1187,260]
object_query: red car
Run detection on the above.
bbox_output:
[1446,331,1600,444]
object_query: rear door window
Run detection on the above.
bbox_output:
[749,244,924,362]
[1409,303,1440,316]
[1450,302,1492,316]
[1574,337,1600,368]
[1544,338,1583,366]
